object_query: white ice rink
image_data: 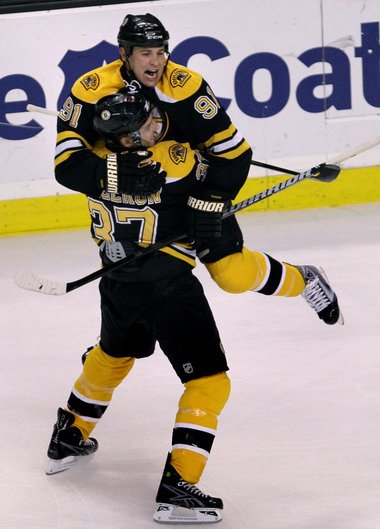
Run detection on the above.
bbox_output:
[1,203,379,529]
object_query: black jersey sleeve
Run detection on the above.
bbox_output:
[186,79,252,199]
[55,148,104,196]
[54,90,102,195]
[204,148,252,200]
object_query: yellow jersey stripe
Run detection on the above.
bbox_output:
[159,246,196,266]
[203,124,237,147]
[214,139,252,159]
[55,131,95,167]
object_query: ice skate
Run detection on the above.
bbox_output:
[153,453,223,524]
[297,265,344,325]
[46,407,98,475]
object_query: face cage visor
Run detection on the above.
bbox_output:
[117,105,163,148]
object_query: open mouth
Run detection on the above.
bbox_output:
[145,70,159,79]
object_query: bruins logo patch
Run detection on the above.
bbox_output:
[169,143,187,164]
[170,68,191,88]
[80,73,100,91]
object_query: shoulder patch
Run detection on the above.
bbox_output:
[170,68,191,88]
[80,73,100,91]
[169,143,187,164]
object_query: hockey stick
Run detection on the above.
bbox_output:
[14,163,338,296]
[327,135,380,165]
[26,104,58,117]
[251,159,299,176]
[250,134,380,175]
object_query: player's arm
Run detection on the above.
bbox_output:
[54,92,104,196]
[184,80,252,246]
[183,78,252,199]
[54,93,165,197]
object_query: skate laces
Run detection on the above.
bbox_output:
[302,278,330,312]
[82,438,96,448]
[179,480,207,498]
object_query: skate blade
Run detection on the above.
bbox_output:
[318,267,344,326]
[45,453,94,475]
[153,503,222,524]
[335,310,344,325]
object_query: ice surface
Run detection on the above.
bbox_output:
[1,203,379,529]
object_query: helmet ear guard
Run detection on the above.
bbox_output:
[117,13,170,56]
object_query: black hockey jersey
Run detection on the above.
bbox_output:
[54,58,252,278]
[88,137,208,277]
[55,58,251,201]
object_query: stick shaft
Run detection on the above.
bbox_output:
[250,159,299,176]
[328,136,380,165]
[252,135,380,174]
[26,104,58,117]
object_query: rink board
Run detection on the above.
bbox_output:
[1,165,379,236]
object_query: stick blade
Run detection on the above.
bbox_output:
[310,163,341,182]
[14,270,67,295]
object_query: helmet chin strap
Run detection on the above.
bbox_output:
[128,130,144,146]
[121,55,133,77]
[105,131,144,152]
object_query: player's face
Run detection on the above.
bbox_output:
[119,113,160,149]
[126,46,168,87]
[138,114,161,147]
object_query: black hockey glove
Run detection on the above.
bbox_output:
[96,150,166,196]
[186,189,229,248]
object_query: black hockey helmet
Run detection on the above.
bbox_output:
[93,88,153,141]
[117,13,170,56]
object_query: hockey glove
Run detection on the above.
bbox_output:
[186,189,229,247]
[96,150,166,196]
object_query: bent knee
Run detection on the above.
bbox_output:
[179,372,231,421]
[205,247,262,293]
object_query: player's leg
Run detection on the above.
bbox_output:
[200,215,304,295]
[46,277,155,475]
[201,215,342,324]
[153,272,230,523]
[46,344,135,475]
[206,246,305,295]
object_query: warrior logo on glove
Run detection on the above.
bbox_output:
[94,89,167,196]
[187,196,225,213]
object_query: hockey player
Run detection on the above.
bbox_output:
[48,90,232,524]
[54,12,342,325]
